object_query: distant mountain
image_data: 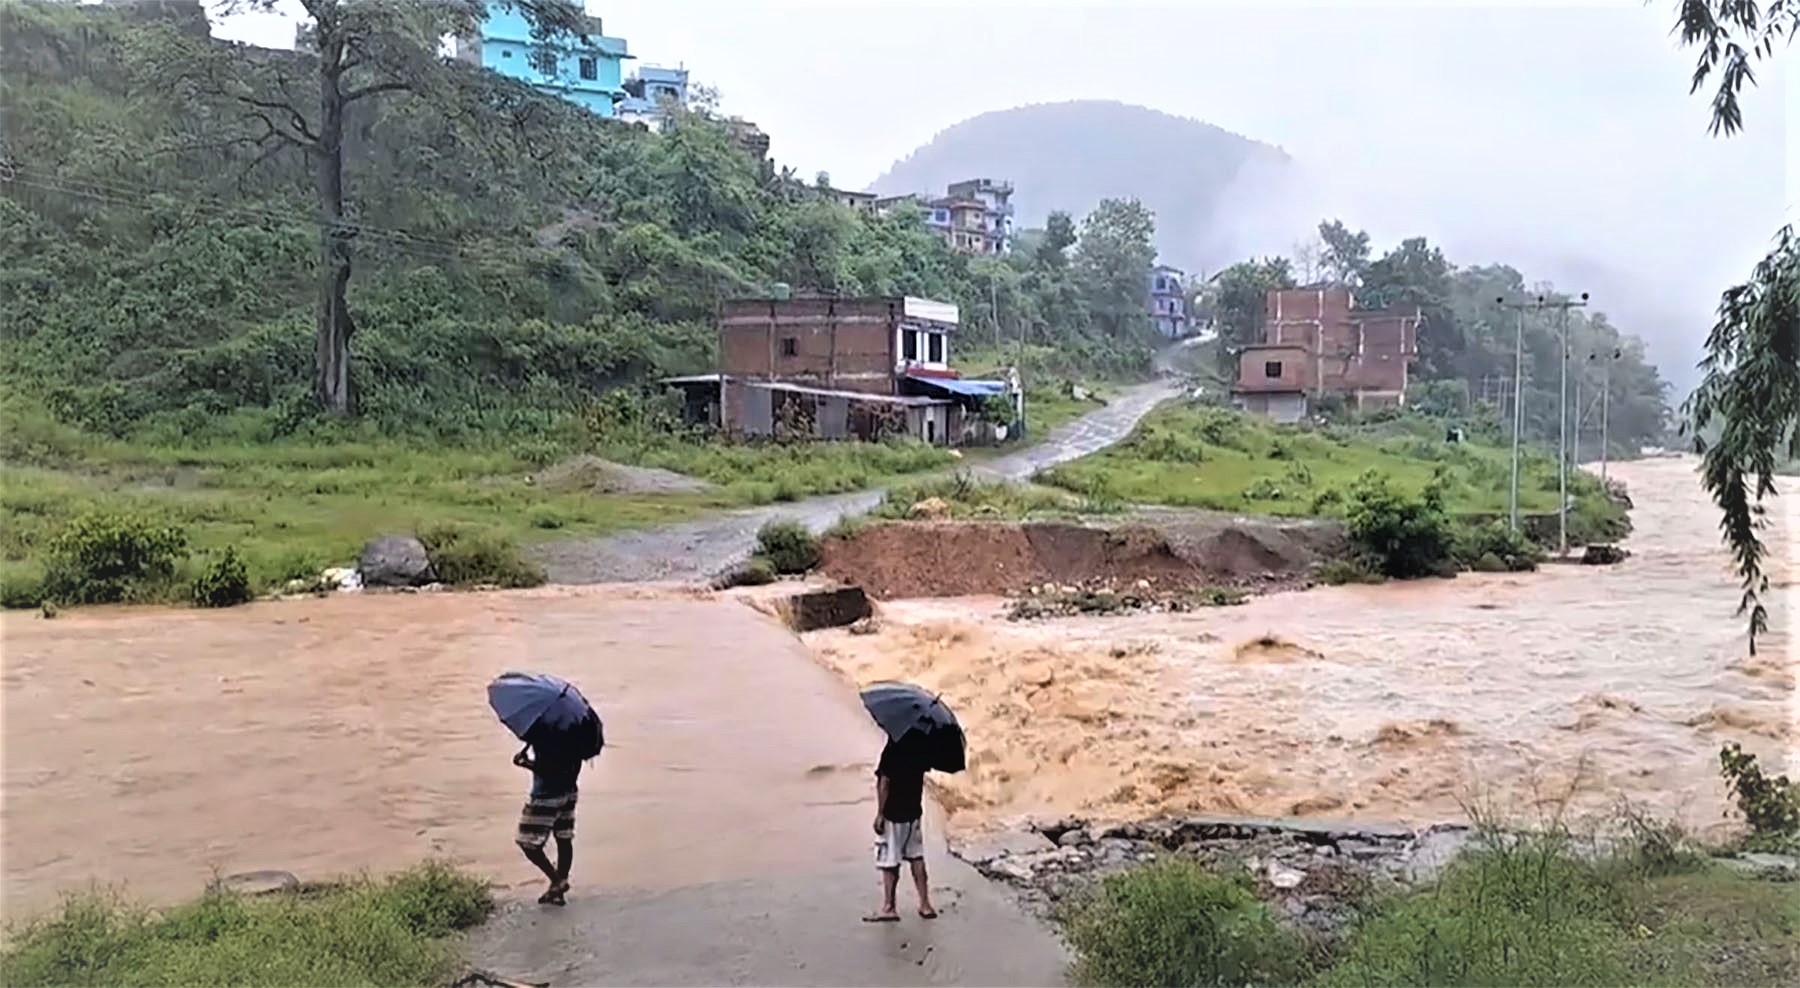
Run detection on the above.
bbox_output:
[869,100,1299,275]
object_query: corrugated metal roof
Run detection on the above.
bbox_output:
[904,375,1008,398]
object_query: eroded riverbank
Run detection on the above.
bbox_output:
[802,456,1795,839]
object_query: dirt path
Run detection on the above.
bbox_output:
[1,588,1066,984]
[532,381,1177,584]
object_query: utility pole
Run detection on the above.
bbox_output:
[1496,297,1530,533]
[1496,292,1588,543]
[1594,347,1621,485]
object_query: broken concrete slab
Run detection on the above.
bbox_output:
[773,586,873,632]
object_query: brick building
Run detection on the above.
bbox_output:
[1232,286,1422,422]
[665,296,1017,446]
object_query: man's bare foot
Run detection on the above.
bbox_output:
[861,910,900,923]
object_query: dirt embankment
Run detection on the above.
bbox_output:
[818,516,1344,600]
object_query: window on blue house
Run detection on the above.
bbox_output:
[579,56,597,80]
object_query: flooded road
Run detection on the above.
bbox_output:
[809,456,1795,837]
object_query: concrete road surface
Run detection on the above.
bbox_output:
[464,594,1069,987]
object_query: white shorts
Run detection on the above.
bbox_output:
[874,818,925,869]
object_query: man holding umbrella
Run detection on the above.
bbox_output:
[488,672,605,907]
[859,682,965,923]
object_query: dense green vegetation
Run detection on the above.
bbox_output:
[1063,828,1799,988]
[0,862,492,987]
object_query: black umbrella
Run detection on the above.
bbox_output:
[487,671,604,760]
[861,682,966,774]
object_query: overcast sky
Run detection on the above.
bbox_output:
[214,1,1793,395]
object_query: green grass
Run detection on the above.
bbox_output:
[0,861,491,987]
[869,474,1123,523]
[1037,402,1608,523]
[0,409,954,604]
[1064,830,1799,988]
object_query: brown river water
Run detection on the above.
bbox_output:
[809,455,1795,834]
[1,456,1793,920]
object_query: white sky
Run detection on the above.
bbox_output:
[211,1,1794,394]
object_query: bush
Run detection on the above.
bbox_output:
[416,523,546,588]
[755,520,819,574]
[1063,860,1304,987]
[1454,520,1543,572]
[0,564,47,609]
[0,861,491,987]
[1318,557,1385,585]
[719,556,777,587]
[191,547,254,608]
[1719,743,1800,845]
[41,511,189,604]
[1342,471,1454,579]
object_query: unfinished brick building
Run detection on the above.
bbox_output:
[1232,286,1423,422]
[664,295,1017,446]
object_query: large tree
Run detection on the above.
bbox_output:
[1674,0,1798,653]
[1318,219,1372,286]
[1073,197,1158,338]
[1210,257,1295,376]
[188,0,585,415]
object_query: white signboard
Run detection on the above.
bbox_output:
[903,296,959,326]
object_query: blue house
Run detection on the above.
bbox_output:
[617,64,690,128]
[456,2,633,117]
[1148,264,1191,338]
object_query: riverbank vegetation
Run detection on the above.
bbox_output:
[1036,401,1628,578]
[1064,820,1799,988]
[0,862,491,987]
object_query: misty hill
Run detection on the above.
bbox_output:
[869,100,1296,274]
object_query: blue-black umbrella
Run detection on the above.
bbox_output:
[861,682,966,774]
[487,671,597,741]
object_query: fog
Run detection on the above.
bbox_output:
[215,1,1793,396]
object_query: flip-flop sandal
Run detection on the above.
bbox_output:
[538,884,569,906]
[862,913,900,923]
[919,909,939,920]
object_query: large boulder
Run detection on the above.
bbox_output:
[1581,544,1628,566]
[359,535,437,587]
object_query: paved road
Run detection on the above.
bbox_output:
[535,380,1178,584]
[462,594,1069,987]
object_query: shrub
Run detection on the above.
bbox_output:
[0,565,47,609]
[527,507,566,530]
[416,523,546,588]
[1342,471,1453,579]
[1719,743,1800,845]
[191,547,254,608]
[42,511,189,604]
[755,520,819,574]
[1318,556,1385,586]
[1063,859,1304,987]
[1454,520,1543,572]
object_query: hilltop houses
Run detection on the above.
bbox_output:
[452,2,686,124]
[876,180,1016,256]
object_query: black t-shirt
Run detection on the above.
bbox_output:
[876,740,926,823]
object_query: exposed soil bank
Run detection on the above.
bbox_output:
[819,514,1343,600]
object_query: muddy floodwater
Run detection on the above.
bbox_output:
[810,456,1795,835]
[0,456,1792,922]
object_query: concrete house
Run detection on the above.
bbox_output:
[1149,265,1191,339]
[665,296,1017,447]
[1232,286,1422,422]
[454,2,632,116]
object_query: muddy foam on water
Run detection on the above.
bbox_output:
[806,456,1796,836]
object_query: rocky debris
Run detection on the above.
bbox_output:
[1005,579,1248,621]
[954,814,1472,940]
[771,586,872,632]
[277,566,362,597]
[1603,478,1634,510]
[1721,851,1799,881]
[217,870,299,896]
[1580,544,1629,566]
[909,497,952,520]
[531,455,710,495]
[848,616,881,635]
[359,535,437,588]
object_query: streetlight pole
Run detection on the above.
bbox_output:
[1547,293,1589,557]
[1597,346,1620,485]
[1496,297,1529,533]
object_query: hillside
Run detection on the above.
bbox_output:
[869,100,1296,272]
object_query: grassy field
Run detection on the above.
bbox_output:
[0,407,953,604]
[0,862,491,987]
[1037,401,1604,521]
